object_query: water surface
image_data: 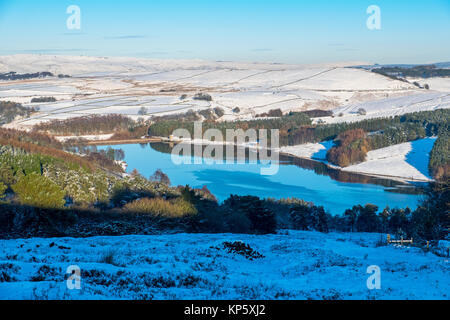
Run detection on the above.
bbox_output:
[101,143,424,214]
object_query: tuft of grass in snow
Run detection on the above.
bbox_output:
[99,249,118,266]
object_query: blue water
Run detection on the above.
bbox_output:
[101,143,423,215]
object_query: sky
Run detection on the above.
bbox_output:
[0,0,449,64]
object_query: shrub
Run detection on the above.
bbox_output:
[302,109,334,118]
[357,108,367,116]
[290,205,311,230]
[0,182,6,198]
[12,173,66,209]
[44,165,112,206]
[198,108,216,120]
[109,125,149,141]
[224,210,253,233]
[99,250,117,265]
[341,204,380,232]
[150,169,171,185]
[31,97,56,103]
[290,203,330,232]
[221,241,265,260]
[355,204,379,232]
[410,181,449,241]
[0,164,15,186]
[214,107,225,118]
[123,197,197,218]
[193,93,212,102]
[0,101,34,125]
[257,109,283,118]
[138,107,148,116]
[223,195,276,234]
[387,208,412,236]
[110,173,178,207]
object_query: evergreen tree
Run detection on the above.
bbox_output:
[12,173,66,208]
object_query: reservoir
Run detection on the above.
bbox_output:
[100,143,424,215]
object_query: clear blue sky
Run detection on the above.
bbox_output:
[0,0,449,64]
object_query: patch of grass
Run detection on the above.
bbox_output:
[99,249,117,266]
[30,265,61,282]
[123,197,197,218]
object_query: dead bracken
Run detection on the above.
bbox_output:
[219,241,265,260]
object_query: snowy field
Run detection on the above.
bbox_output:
[280,141,334,161]
[321,92,450,124]
[0,231,448,300]
[3,54,448,129]
[280,138,436,182]
[343,138,437,181]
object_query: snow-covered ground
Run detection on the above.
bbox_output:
[407,77,450,92]
[2,54,442,129]
[280,138,436,182]
[0,231,448,300]
[54,134,115,142]
[319,92,450,124]
[280,141,334,161]
[343,138,437,181]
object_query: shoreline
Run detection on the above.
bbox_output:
[279,151,431,184]
[86,136,432,184]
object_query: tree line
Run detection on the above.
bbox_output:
[0,101,37,125]
[372,65,450,79]
[33,114,137,136]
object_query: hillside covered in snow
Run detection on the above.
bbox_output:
[0,231,448,300]
[2,54,448,129]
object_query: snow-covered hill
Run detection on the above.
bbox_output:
[0,54,432,129]
[322,92,450,124]
[0,231,448,300]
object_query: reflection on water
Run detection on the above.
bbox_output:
[101,142,425,214]
[152,143,424,191]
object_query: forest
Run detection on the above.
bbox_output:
[148,111,312,138]
[33,114,138,136]
[372,65,450,79]
[0,71,54,81]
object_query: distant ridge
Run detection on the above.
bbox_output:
[351,62,450,70]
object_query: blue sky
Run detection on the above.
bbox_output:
[0,0,449,64]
